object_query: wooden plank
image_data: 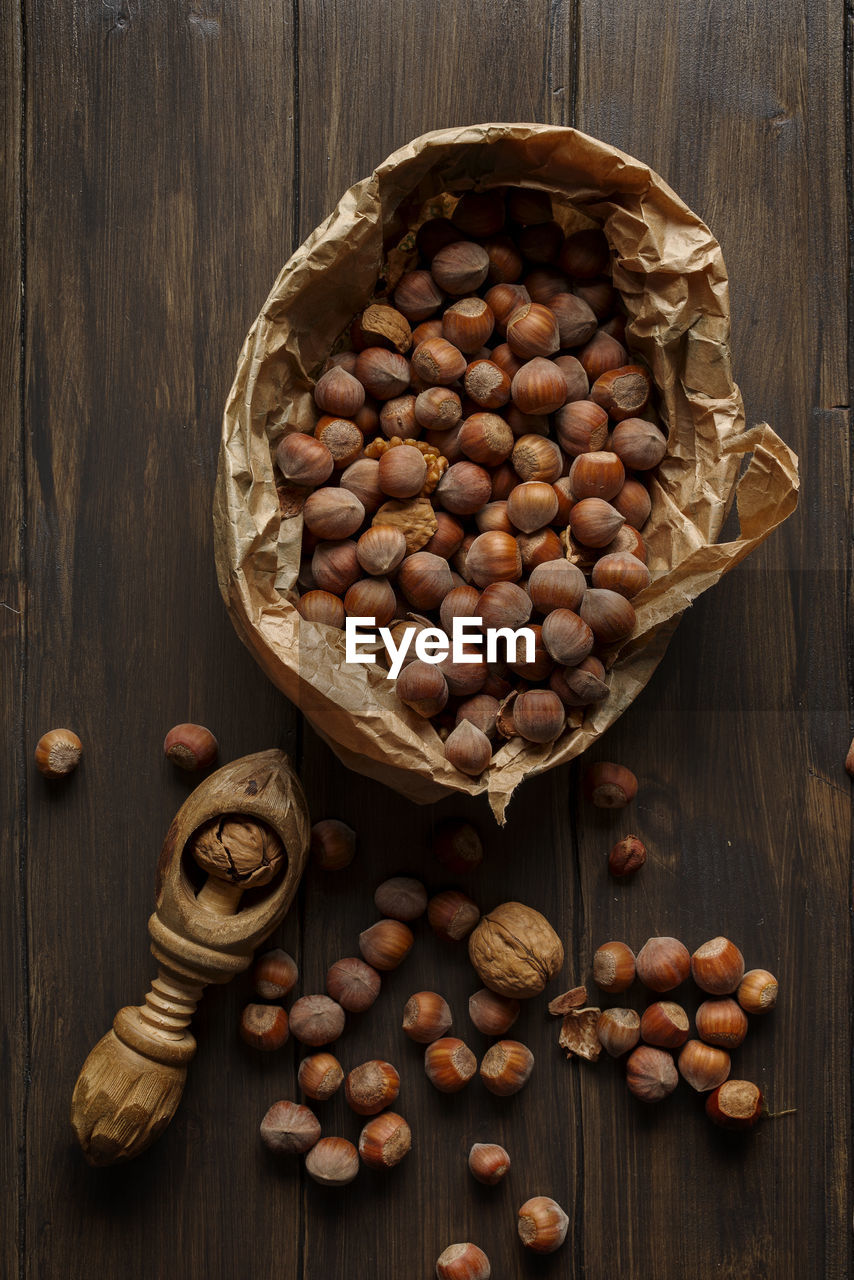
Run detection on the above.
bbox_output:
[575,3,851,1278]
[22,4,299,1277]
[1,0,25,1275]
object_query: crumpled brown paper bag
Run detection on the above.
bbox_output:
[214,123,799,822]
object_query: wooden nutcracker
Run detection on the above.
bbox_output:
[70,749,310,1165]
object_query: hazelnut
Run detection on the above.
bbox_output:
[578,330,628,380]
[541,609,595,667]
[513,689,565,744]
[379,395,419,440]
[568,451,625,502]
[443,296,495,353]
[456,694,500,739]
[691,937,745,994]
[510,357,567,415]
[396,660,450,718]
[590,364,652,421]
[344,577,396,627]
[239,1003,289,1051]
[374,876,428,921]
[583,761,638,808]
[527,560,586,614]
[441,583,483,630]
[568,498,625,548]
[524,267,570,302]
[553,354,590,401]
[424,1037,477,1092]
[260,1100,320,1155]
[459,413,514,467]
[431,241,490,295]
[314,366,366,418]
[297,590,346,629]
[477,580,531,629]
[705,1080,764,1131]
[415,385,463,431]
[359,918,414,970]
[438,650,488,698]
[326,957,381,1013]
[393,269,444,321]
[358,1112,411,1169]
[416,216,463,260]
[517,528,563,573]
[506,185,553,224]
[452,190,505,236]
[378,445,428,499]
[579,588,637,643]
[275,432,335,487]
[468,901,563,999]
[344,1059,400,1115]
[314,416,364,469]
[678,1039,731,1092]
[574,278,617,318]
[468,987,520,1036]
[325,351,359,374]
[592,940,636,993]
[435,1242,491,1280]
[302,487,365,540]
[444,720,492,776]
[464,359,511,409]
[635,936,691,991]
[559,228,610,278]
[485,283,530,332]
[517,1196,569,1254]
[340,458,384,513]
[427,511,466,558]
[162,724,216,772]
[605,523,648,562]
[550,657,609,708]
[483,236,524,284]
[517,219,563,262]
[511,433,562,483]
[506,302,560,358]
[737,968,778,1014]
[554,399,609,456]
[398,551,454,609]
[356,525,407,576]
[507,480,559,533]
[608,835,647,879]
[613,478,652,529]
[428,889,480,941]
[433,819,483,874]
[547,291,598,347]
[490,341,525,378]
[625,1045,678,1102]
[304,1136,359,1187]
[310,818,356,870]
[311,541,360,595]
[354,347,410,400]
[640,1001,691,1049]
[437,461,494,515]
[592,552,650,599]
[695,998,749,1048]
[252,948,298,1000]
[479,1039,534,1095]
[465,530,523,588]
[596,1008,641,1057]
[298,1052,345,1102]
[610,418,667,469]
[402,991,453,1043]
[489,459,520,499]
[468,1142,510,1185]
[289,995,345,1047]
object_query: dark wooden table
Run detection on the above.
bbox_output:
[3,3,851,1277]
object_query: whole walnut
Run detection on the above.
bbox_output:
[189,815,284,887]
[468,901,564,998]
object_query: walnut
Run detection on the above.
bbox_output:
[558,1008,602,1061]
[468,901,564,999]
[189,815,284,887]
[372,497,438,553]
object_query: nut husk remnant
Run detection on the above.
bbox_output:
[558,1007,602,1061]
[468,901,564,998]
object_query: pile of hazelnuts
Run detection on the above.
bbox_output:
[591,934,778,1129]
[278,184,665,776]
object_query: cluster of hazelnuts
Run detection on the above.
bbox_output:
[592,934,778,1129]
[278,184,665,776]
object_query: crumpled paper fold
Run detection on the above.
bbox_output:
[214,123,799,822]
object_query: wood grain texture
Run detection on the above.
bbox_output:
[5,0,851,1277]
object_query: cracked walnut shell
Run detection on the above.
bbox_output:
[189,815,284,887]
[468,901,564,998]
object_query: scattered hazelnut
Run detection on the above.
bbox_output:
[310,818,356,870]
[479,1040,534,1096]
[468,987,521,1036]
[358,1112,411,1169]
[691,937,745,995]
[592,940,636,993]
[424,1037,477,1092]
[468,1143,510,1185]
[326,957,381,1013]
[288,995,345,1046]
[163,723,217,772]
[428,890,481,941]
[705,1079,764,1130]
[252,948,298,1000]
[433,819,484,874]
[259,1100,320,1155]
[678,1039,731,1092]
[374,876,428,921]
[402,991,453,1044]
[596,1008,641,1057]
[635,936,691,992]
[34,728,84,778]
[304,1136,360,1187]
[344,1059,400,1115]
[359,918,414,970]
[737,968,778,1014]
[640,1001,691,1049]
[607,835,647,879]
[695,998,749,1048]
[583,762,638,808]
[625,1045,679,1102]
[298,1052,344,1102]
[435,1242,492,1280]
[517,1195,569,1254]
[239,1003,289,1051]
[443,721,491,777]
